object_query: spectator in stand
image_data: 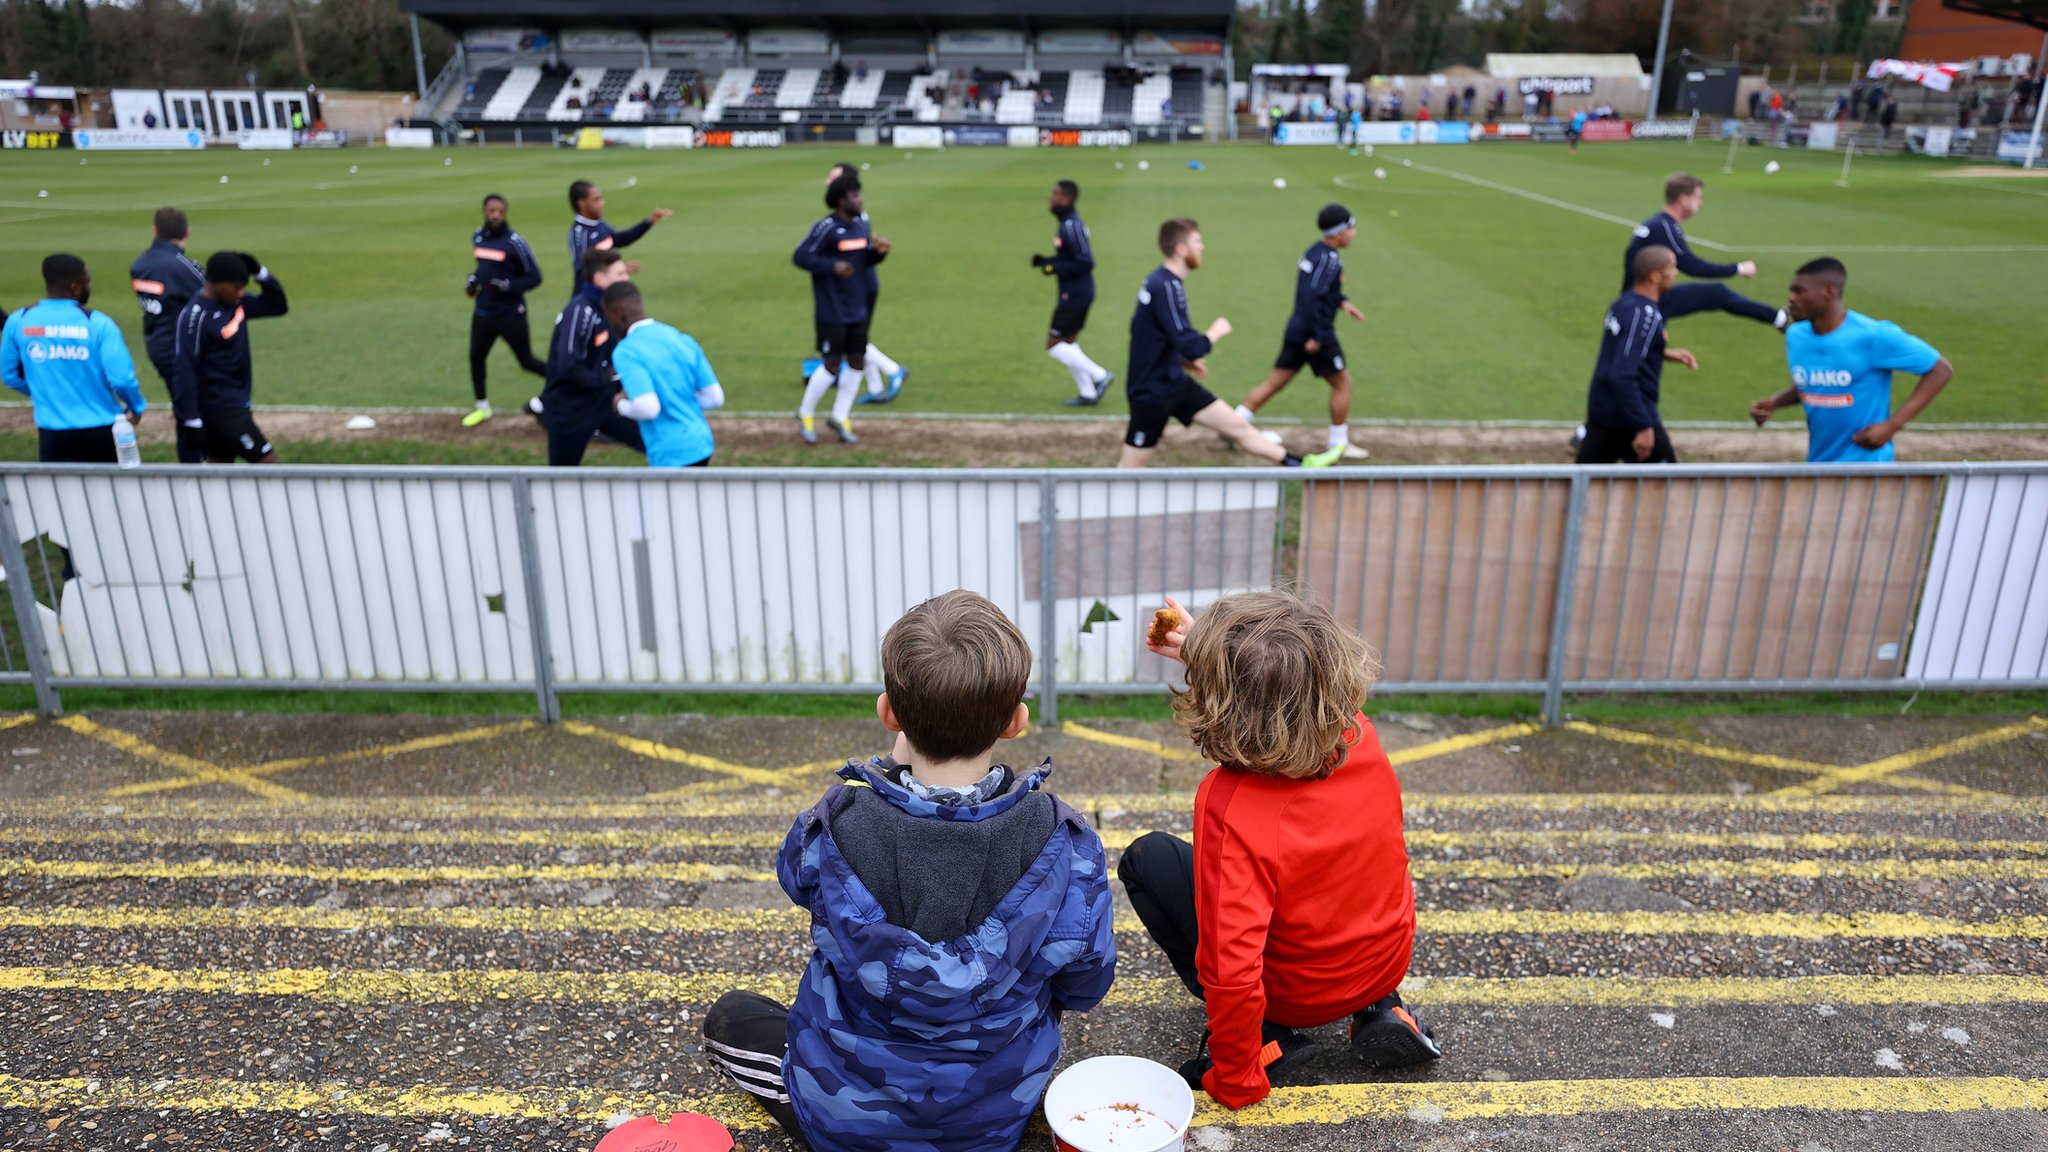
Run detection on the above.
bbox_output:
[1445,93,1457,120]
[1880,95,1898,140]
[1416,105,1430,122]
[1866,83,1884,120]
[1749,89,1762,119]
[143,110,156,128]
[1851,78,1865,120]
[1958,81,1980,129]
[1492,86,1506,120]
[1463,84,1476,117]
[1523,89,1538,119]
[856,60,868,82]
[1388,90,1403,120]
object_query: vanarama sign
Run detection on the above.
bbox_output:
[1040,128,1134,147]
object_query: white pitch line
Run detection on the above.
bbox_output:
[1381,160,2048,255]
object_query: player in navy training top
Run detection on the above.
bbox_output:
[815,160,907,404]
[1577,246,1700,465]
[130,206,208,463]
[793,175,888,446]
[567,180,672,288]
[1232,204,1371,460]
[171,251,288,464]
[540,249,646,467]
[1120,218,1342,470]
[1624,174,1785,329]
[1034,180,1113,406]
[462,194,546,428]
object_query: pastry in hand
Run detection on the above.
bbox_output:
[1148,607,1179,647]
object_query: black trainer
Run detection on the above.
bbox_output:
[1350,993,1443,1069]
[1258,1021,1325,1080]
[1062,391,1102,408]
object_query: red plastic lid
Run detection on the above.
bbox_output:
[592,1113,734,1152]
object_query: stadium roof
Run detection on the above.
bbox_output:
[400,0,1236,35]
[1941,0,2048,30]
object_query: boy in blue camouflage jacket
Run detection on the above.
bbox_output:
[704,590,1117,1152]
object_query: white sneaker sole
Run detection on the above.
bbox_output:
[1341,444,1370,460]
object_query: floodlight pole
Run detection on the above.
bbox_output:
[2029,34,2046,170]
[1647,0,1676,119]
[410,14,428,101]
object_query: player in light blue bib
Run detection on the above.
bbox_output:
[1750,257,1952,463]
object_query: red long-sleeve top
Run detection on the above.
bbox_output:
[1194,712,1415,1110]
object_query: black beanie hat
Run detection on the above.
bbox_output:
[1317,204,1355,234]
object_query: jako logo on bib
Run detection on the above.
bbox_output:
[1791,366,1853,387]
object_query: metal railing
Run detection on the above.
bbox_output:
[1,462,2044,724]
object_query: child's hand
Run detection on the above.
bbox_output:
[1146,596,1194,663]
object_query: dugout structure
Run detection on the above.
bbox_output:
[402,0,1236,144]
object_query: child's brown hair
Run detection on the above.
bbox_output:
[1172,590,1378,779]
[881,590,1033,762]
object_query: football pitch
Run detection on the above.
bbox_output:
[4,140,2046,431]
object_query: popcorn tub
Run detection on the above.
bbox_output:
[1045,1055,1197,1152]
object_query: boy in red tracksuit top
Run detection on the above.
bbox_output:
[1120,589,1440,1110]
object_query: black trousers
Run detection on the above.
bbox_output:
[1118,831,1205,999]
[150,355,206,464]
[545,413,646,467]
[1577,422,1677,464]
[703,990,812,1149]
[1661,282,1779,326]
[38,425,117,464]
[469,311,546,401]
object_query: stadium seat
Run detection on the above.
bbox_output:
[518,68,568,119]
[1100,70,1135,123]
[996,84,1037,125]
[608,68,667,122]
[777,68,820,108]
[547,67,608,120]
[906,72,944,122]
[743,69,786,109]
[705,68,755,119]
[1064,71,1105,125]
[453,68,508,120]
[840,69,886,109]
[1131,73,1172,125]
[482,66,542,121]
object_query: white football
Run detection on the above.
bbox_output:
[1273,177,1287,189]
[37,190,47,198]
[1765,161,1781,174]
[219,175,229,183]
[1114,162,1124,169]
[261,158,269,166]
[1364,144,1374,156]
[1374,168,1387,179]
[349,165,358,173]
[345,415,378,431]
[1138,160,1149,170]
[443,157,452,166]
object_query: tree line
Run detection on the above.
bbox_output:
[1,0,450,92]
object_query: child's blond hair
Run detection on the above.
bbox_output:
[1172,590,1378,779]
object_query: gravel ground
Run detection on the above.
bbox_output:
[2,708,2046,1151]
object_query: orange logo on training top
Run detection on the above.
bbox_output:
[220,307,245,340]
[1799,392,1853,408]
[595,237,614,250]
[836,237,869,251]
[594,330,609,346]
[473,247,507,262]
[131,278,165,295]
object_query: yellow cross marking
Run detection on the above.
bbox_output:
[104,720,539,799]
[1568,718,2041,799]
[1772,716,2048,797]
[61,716,310,803]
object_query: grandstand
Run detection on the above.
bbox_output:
[402,0,1235,141]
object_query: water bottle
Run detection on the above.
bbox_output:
[112,416,140,469]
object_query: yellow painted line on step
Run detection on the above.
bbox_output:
[1387,723,1543,766]
[63,717,309,803]
[10,789,2048,823]
[0,857,774,885]
[0,825,791,853]
[9,903,2048,941]
[642,758,845,802]
[1215,1075,2048,1127]
[108,721,544,799]
[2,849,2036,888]
[19,822,2048,860]
[1564,722,1839,776]
[1059,721,1205,761]
[6,964,2045,1013]
[0,713,34,732]
[1,1072,2044,1129]
[558,721,787,785]
[1775,717,2048,797]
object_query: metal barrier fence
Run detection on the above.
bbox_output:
[1,462,2044,724]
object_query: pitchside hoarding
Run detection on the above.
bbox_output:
[72,129,206,150]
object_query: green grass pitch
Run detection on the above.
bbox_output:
[4,139,2044,429]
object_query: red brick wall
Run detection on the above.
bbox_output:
[1901,3,2045,60]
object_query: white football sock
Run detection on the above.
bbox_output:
[1071,344,1109,383]
[475,400,491,411]
[1328,423,1349,449]
[800,366,836,419]
[864,344,900,376]
[831,366,862,424]
[1048,343,1096,396]
[864,362,885,395]
[1235,404,1257,425]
